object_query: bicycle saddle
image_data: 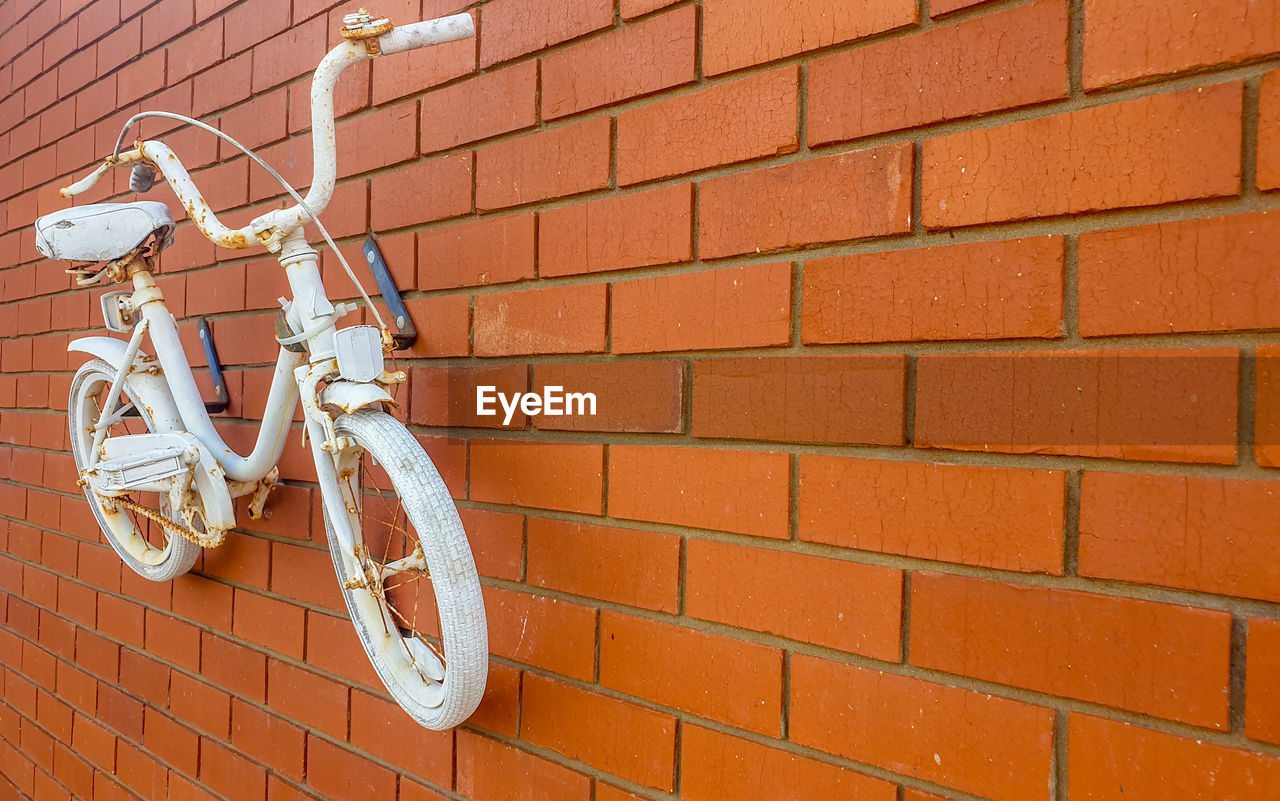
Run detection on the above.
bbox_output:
[34,201,175,262]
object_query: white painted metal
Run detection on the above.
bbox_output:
[321,380,395,415]
[377,13,474,54]
[335,325,385,382]
[92,433,199,493]
[34,201,174,261]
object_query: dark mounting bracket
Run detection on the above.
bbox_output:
[197,316,230,414]
[363,234,418,350]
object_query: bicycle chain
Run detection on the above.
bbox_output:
[109,496,225,549]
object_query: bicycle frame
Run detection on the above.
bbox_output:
[61,15,479,485]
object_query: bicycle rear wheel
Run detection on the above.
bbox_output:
[322,410,487,730]
[67,359,201,581]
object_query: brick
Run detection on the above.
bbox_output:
[251,16,328,93]
[608,445,789,538]
[1069,713,1280,799]
[170,672,230,738]
[479,0,613,67]
[267,660,348,739]
[931,0,996,14]
[600,611,784,735]
[914,347,1239,464]
[617,68,798,184]
[457,732,591,801]
[1079,212,1280,335]
[336,101,418,177]
[701,144,912,257]
[689,539,901,657]
[141,0,193,49]
[471,438,604,514]
[420,61,537,154]
[612,262,792,353]
[483,583,599,675]
[923,83,1243,228]
[144,609,200,671]
[459,509,524,581]
[172,574,233,631]
[473,283,607,356]
[476,117,611,209]
[912,572,1232,728]
[799,456,1066,574]
[223,0,289,54]
[1248,618,1280,744]
[526,518,680,611]
[372,30,473,107]
[682,724,896,801]
[621,0,678,17]
[539,183,693,277]
[1259,344,1280,467]
[191,53,251,117]
[71,713,114,770]
[400,295,471,358]
[531,360,683,433]
[232,589,305,659]
[692,355,906,444]
[411,364,529,428]
[201,633,266,702]
[369,153,472,230]
[543,7,696,118]
[703,0,916,75]
[349,691,452,785]
[791,655,1053,801]
[1086,0,1280,88]
[168,21,222,84]
[115,740,165,801]
[1260,70,1280,189]
[470,661,522,736]
[185,264,245,315]
[116,51,165,106]
[303,611,381,691]
[143,709,198,777]
[1080,472,1280,602]
[307,736,396,801]
[200,737,267,801]
[803,237,1064,343]
[810,0,1066,144]
[523,674,677,790]
[418,214,535,290]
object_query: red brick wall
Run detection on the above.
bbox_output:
[3,0,1280,799]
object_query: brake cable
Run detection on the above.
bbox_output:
[110,111,389,333]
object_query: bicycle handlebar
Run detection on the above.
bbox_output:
[60,13,476,252]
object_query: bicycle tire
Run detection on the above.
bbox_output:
[322,409,487,730]
[67,359,201,581]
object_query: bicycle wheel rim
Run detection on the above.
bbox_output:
[324,410,487,729]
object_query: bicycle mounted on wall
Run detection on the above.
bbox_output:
[32,10,488,731]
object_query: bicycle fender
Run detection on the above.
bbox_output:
[69,336,185,432]
[320,380,394,415]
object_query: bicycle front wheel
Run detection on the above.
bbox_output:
[322,410,487,730]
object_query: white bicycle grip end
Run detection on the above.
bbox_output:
[377,13,474,55]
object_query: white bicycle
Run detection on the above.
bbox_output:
[33,11,486,730]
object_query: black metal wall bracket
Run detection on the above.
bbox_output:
[197,316,229,414]
[363,235,418,350]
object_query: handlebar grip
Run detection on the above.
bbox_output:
[130,164,158,193]
[377,13,474,55]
